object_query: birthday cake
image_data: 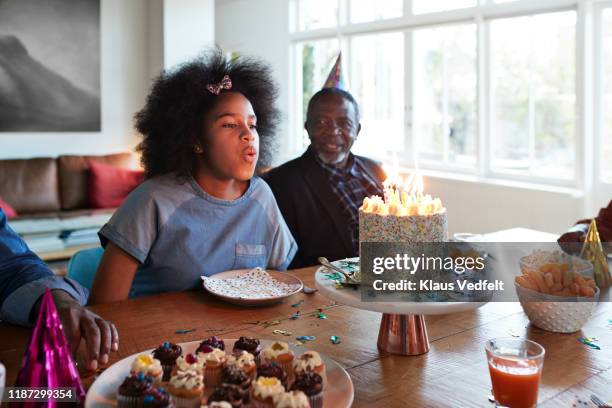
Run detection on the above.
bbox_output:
[359,175,448,243]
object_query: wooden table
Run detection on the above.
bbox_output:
[1,266,611,408]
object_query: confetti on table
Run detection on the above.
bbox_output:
[330,335,341,344]
[317,312,327,319]
[578,337,601,350]
[290,311,300,320]
[273,329,292,336]
[507,329,520,338]
[296,335,316,342]
[175,329,196,334]
[263,320,281,328]
[291,300,304,307]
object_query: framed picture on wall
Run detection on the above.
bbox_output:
[0,0,101,132]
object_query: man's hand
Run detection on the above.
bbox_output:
[36,290,119,371]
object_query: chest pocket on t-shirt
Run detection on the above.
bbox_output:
[233,243,267,269]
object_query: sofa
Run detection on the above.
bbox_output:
[0,152,138,259]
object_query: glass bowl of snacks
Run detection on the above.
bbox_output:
[515,250,599,333]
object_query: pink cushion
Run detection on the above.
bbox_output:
[89,161,144,209]
[0,196,17,218]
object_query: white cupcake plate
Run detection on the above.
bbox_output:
[85,339,353,408]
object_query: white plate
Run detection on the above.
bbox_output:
[316,257,487,315]
[86,339,354,408]
[202,269,303,306]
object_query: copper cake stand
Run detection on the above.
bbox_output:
[315,258,486,356]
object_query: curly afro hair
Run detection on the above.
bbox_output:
[135,48,280,179]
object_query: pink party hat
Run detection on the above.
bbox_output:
[322,52,348,90]
[11,288,86,407]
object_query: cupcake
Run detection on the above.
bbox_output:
[166,370,204,408]
[292,351,326,386]
[174,353,204,376]
[198,347,227,389]
[131,354,164,384]
[250,377,285,408]
[202,403,232,408]
[221,365,252,391]
[290,372,323,408]
[226,350,256,379]
[207,384,245,408]
[196,336,225,353]
[232,336,261,358]
[256,363,288,389]
[259,342,294,377]
[142,388,175,408]
[117,372,153,408]
[153,341,182,381]
[273,391,311,408]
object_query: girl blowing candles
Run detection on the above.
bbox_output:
[89,49,297,304]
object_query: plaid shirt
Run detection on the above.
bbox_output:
[314,151,384,252]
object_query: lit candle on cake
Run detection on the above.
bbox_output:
[359,172,448,243]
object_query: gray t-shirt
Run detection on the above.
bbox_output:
[99,174,297,298]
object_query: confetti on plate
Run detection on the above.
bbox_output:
[202,268,302,299]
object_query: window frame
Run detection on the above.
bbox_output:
[594,1,612,186]
[289,0,609,190]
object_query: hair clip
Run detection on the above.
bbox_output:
[206,74,232,95]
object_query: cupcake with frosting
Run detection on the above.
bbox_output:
[272,391,311,408]
[174,353,205,376]
[292,351,326,386]
[290,372,323,408]
[250,377,285,408]
[198,347,227,389]
[202,402,232,408]
[153,341,182,381]
[259,341,294,377]
[117,372,153,408]
[256,363,288,389]
[226,350,256,379]
[232,336,262,359]
[221,365,252,392]
[196,336,225,353]
[207,384,246,408]
[130,355,164,384]
[166,370,204,408]
[142,388,174,408]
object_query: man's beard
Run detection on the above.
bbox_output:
[317,150,348,165]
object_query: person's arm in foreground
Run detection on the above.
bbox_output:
[88,242,139,305]
[0,210,118,371]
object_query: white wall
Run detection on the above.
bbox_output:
[163,0,215,69]
[215,0,291,159]
[0,0,215,160]
[214,0,610,235]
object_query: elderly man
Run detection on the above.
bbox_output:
[0,209,118,371]
[264,87,385,268]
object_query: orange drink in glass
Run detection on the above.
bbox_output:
[485,338,545,408]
